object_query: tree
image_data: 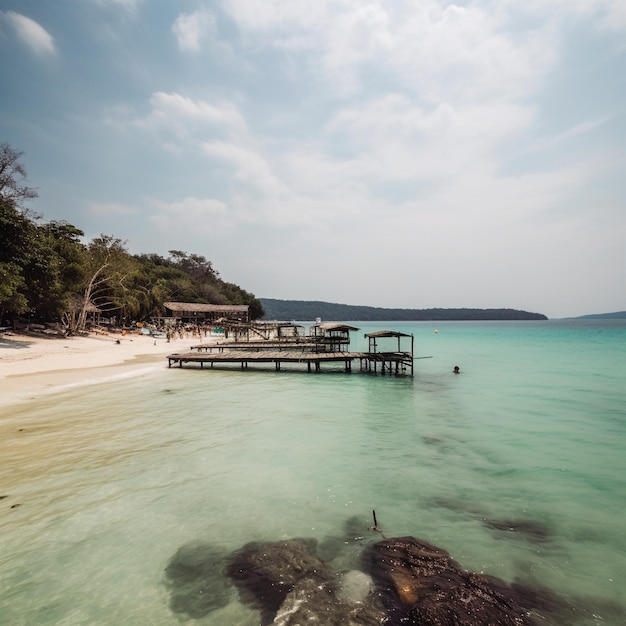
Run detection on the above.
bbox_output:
[0,142,38,210]
[35,221,86,320]
[0,196,34,319]
[65,235,140,333]
[0,262,28,321]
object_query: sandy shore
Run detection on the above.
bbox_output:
[0,331,208,408]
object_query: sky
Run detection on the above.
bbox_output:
[1,0,625,318]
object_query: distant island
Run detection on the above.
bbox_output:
[569,311,626,320]
[260,299,548,321]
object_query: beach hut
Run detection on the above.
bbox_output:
[162,302,250,325]
[363,330,414,377]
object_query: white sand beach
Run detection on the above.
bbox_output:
[0,331,205,407]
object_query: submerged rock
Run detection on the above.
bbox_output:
[226,537,385,625]
[336,569,373,604]
[226,538,330,617]
[363,536,550,625]
[164,541,232,619]
[168,525,570,624]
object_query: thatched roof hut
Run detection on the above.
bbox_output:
[163,302,250,323]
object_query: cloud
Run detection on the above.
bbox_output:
[514,0,626,33]
[149,196,230,234]
[222,1,556,101]
[528,116,611,154]
[137,92,247,138]
[202,141,282,194]
[3,11,55,55]
[325,95,534,182]
[172,8,217,52]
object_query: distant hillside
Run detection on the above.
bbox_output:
[571,311,626,320]
[260,299,548,321]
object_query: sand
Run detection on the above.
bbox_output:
[0,331,207,408]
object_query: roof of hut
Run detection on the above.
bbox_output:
[365,330,412,338]
[163,302,249,313]
[313,322,360,332]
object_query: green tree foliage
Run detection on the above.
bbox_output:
[0,142,38,209]
[0,143,263,329]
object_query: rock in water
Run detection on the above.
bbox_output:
[364,536,542,625]
[336,570,373,604]
[227,538,330,619]
[164,541,232,619]
[226,538,385,625]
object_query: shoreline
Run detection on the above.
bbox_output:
[0,331,208,408]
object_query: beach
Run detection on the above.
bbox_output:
[0,331,202,407]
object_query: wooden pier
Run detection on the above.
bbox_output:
[166,323,415,377]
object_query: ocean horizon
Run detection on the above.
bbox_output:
[1,319,625,624]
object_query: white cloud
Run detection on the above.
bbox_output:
[132,92,246,139]
[149,196,230,235]
[202,141,283,198]
[3,11,55,55]
[172,8,217,52]
[530,117,611,153]
[223,0,328,33]
[509,0,626,32]
[326,95,534,181]
[222,1,556,101]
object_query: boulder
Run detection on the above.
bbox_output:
[363,536,542,625]
[164,541,232,619]
[226,537,385,625]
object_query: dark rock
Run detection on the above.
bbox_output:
[226,538,331,622]
[226,537,385,625]
[363,536,549,625]
[164,541,231,619]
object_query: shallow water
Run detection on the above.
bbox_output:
[1,320,625,624]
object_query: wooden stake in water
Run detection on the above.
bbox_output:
[372,509,378,528]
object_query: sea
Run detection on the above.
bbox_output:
[1,320,625,625]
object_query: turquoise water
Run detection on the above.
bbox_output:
[1,320,625,624]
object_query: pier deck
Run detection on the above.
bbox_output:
[167,350,366,372]
[167,349,413,375]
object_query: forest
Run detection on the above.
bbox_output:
[0,143,264,332]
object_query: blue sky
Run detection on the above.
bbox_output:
[1,0,624,318]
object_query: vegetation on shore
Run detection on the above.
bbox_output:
[260,299,548,321]
[0,143,264,332]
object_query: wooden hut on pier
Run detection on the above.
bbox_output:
[161,302,250,325]
[361,330,414,377]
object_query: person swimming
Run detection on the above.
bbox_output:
[453,366,460,374]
